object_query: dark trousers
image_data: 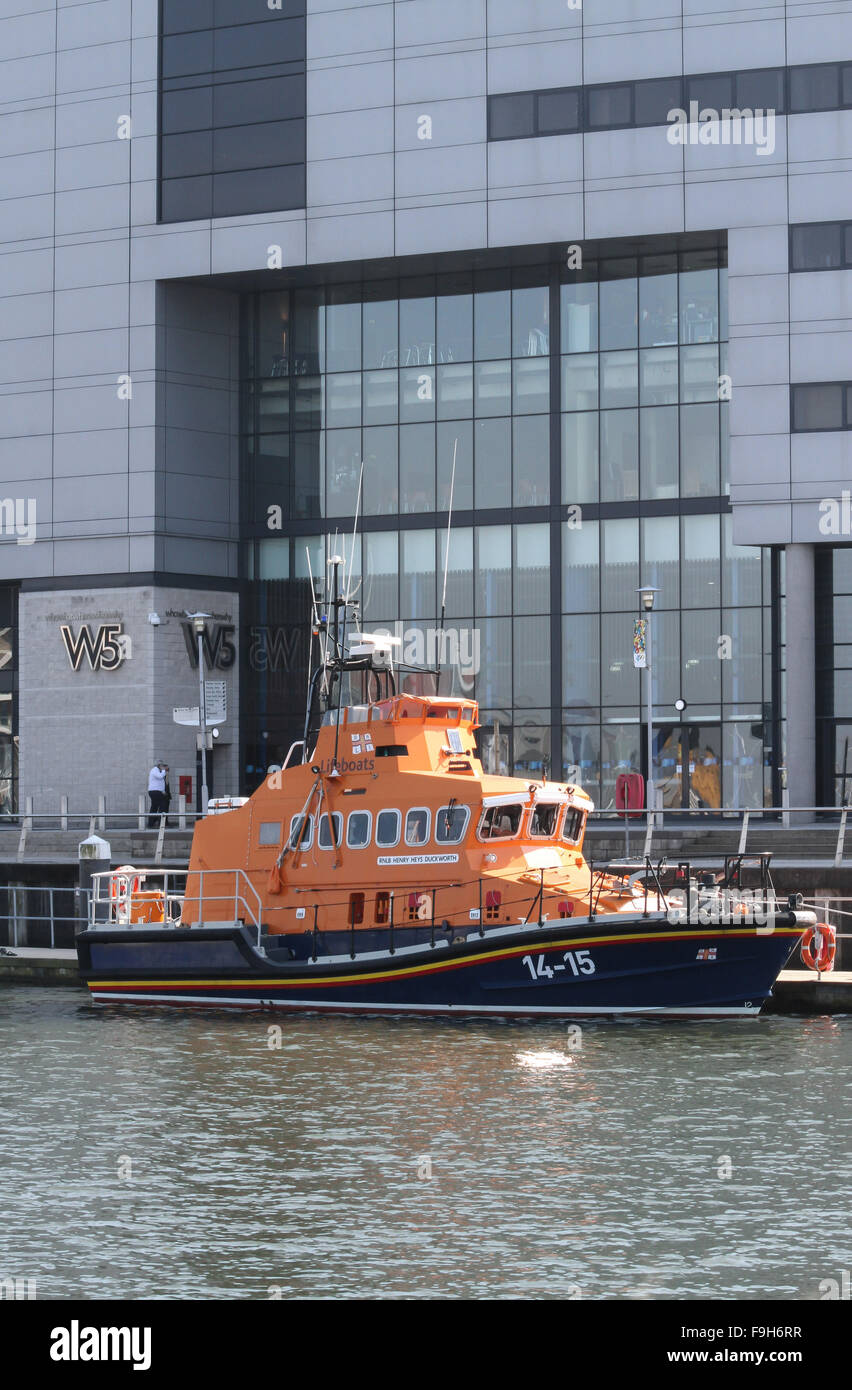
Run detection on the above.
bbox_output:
[147,790,166,827]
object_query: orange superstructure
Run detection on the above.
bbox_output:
[182,693,648,936]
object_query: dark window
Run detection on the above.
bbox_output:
[348,892,365,926]
[215,0,304,22]
[790,63,840,112]
[212,162,305,217]
[213,118,304,172]
[213,74,305,127]
[537,88,580,134]
[213,18,305,71]
[791,223,843,271]
[735,67,786,112]
[792,383,845,432]
[163,0,214,34]
[160,174,212,221]
[376,809,401,845]
[587,83,632,129]
[488,92,535,140]
[634,76,683,126]
[687,72,734,110]
[162,32,214,79]
[843,64,852,106]
[161,130,213,179]
[161,86,213,134]
[846,226,852,265]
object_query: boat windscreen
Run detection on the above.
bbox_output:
[479,803,523,840]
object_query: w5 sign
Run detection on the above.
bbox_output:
[60,622,128,671]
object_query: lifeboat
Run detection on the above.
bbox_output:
[75,565,812,1020]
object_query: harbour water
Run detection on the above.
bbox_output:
[1,987,850,1301]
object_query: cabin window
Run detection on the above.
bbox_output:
[561,808,585,844]
[376,809,401,847]
[529,803,559,838]
[346,810,372,848]
[375,891,391,925]
[258,821,281,846]
[435,803,470,844]
[288,813,313,850]
[428,705,459,721]
[478,803,523,840]
[446,728,465,754]
[349,892,365,925]
[318,811,343,849]
[405,807,431,846]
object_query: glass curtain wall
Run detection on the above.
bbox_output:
[0,585,17,817]
[242,244,771,803]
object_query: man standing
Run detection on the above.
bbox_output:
[147,760,167,827]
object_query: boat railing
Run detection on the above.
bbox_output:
[87,867,264,946]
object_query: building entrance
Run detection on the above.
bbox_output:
[655,723,722,810]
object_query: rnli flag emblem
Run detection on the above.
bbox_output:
[696,948,717,961]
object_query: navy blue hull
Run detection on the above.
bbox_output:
[76,914,803,1019]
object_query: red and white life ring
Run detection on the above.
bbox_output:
[801,922,836,973]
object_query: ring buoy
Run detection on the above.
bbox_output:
[801,922,837,973]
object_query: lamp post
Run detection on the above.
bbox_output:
[637,586,659,825]
[186,611,211,815]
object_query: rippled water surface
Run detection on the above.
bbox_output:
[0,987,850,1300]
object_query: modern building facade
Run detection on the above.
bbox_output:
[1,0,852,819]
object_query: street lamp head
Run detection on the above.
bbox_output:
[636,585,659,612]
[185,609,211,634]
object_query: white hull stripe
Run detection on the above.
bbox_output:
[89,992,757,1018]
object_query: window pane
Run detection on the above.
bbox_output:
[634,76,683,126]
[587,83,632,128]
[680,343,719,402]
[563,519,599,613]
[161,174,212,220]
[736,67,786,112]
[362,426,398,517]
[640,346,678,404]
[436,804,470,843]
[600,272,638,349]
[214,73,305,127]
[687,73,734,109]
[325,428,361,515]
[437,292,473,363]
[791,222,843,271]
[477,619,512,707]
[437,421,473,510]
[641,515,679,608]
[363,368,398,426]
[792,383,843,431]
[325,372,361,427]
[438,524,473,615]
[680,403,720,495]
[514,617,550,706]
[843,64,852,106]
[600,350,638,407]
[722,514,762,606]
[476,526,511,614]
[363,529,398,617]
[489,92,535,139]
[363,293,397,369]
[162,32,213,78]
[161,86,213,133]
[437,362,473,420]
[561,280,598,352]
[475,290,511,359]
[512,285,549,357]
[400,365,436,422]
[514,523,550,613]
[405,808,430,845]
[401,530,435,619]
[399,423,435,513]
[640,405,678,499]
[640,271,678,346]
[347,811,371,848]
[475,360,511,416]
[723,608,763,701]
[790,64,840,112]
[537,88,580,134]
[600,518,638,610]
[513,415,549,505]
[162,130,213,178]
[562,411,599,504]
[475,418,511,509]
[212,163,304,217]
[682,611,721,703]
[601,411,638,502]
[513,356,550,413]
[325,295,360,373]
[562,352,598,410]
[376,809,400,846]
[600,614,640,704]
[682,514,720,608]
[400,296,435,368]
[680,268,718,343]
[562,616,601,717]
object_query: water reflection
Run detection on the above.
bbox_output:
[0,992,849,1300]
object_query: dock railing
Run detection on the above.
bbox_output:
[588,804,852,864]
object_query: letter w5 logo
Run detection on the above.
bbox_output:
[60,623,125,671]
[181,621,236,670]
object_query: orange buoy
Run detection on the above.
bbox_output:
[801,922,837,973]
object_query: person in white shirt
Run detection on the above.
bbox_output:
[147,761,167,827]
